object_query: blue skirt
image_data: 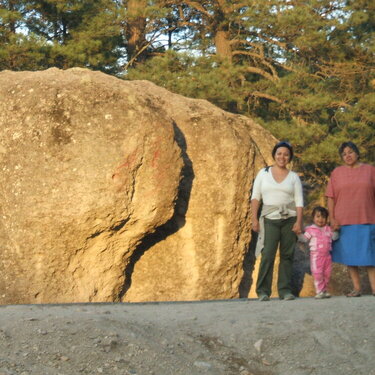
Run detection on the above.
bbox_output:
[332,224,375,266]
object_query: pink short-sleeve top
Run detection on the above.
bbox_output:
[325,164,375,225]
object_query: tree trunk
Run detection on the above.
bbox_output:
[125,0,148,65]
[214,29,232,61]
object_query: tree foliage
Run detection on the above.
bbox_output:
[1,0,124,72]
[127,0,375,190]
[0,0,374,194]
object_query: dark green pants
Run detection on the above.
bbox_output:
[256,217,297,298]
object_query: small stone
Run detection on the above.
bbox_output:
[103,339,118,352]
[254,339,263,353]
[262,359,271,366]
[240,370,254,375]
[193,361,212,369]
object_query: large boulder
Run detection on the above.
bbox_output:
[0,67,294,304]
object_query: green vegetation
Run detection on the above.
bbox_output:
[1,0,374,197]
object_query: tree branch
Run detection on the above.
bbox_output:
[249,91,284,103]
[184,1,212,18]
[230,39,264,55]
[216,0,248,13]
[245,66,278,81]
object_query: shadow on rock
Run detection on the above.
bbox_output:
[120,122,194,299]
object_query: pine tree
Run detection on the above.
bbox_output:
[0,0,48,70]
[127,0,374,192]
[22,0,124,72]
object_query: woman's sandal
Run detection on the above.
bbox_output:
[346,290,361,297]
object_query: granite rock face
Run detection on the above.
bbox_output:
[0,68,182,303]
[0,68,285,304]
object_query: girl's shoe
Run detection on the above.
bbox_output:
[315,292,325,299]
[323,291,331,298]
[346,290,361,297]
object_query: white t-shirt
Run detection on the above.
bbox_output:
[251,167,304,219]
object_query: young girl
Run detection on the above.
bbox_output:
[299,206,339,299]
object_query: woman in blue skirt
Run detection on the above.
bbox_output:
[326,142,375,296]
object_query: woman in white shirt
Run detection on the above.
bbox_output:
[251,141,303,301]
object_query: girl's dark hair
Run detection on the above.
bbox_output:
[338,141,360,158]
[312,206,328,219]
[272,141,294,161]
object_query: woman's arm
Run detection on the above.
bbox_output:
[292,206,303,235]
[327,197,340,230]
[251,199,260,233]
[292,173,304,234]
[250,169,264,233]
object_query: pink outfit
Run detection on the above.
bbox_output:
[302,224,337,294]
[325,164,375,225]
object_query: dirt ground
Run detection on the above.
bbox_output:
[0,296,374,375]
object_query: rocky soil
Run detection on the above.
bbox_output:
[0,296,374,375]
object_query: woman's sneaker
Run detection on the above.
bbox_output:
[323,291,331,298]
[258,295,270,302]
[283,293,295,301]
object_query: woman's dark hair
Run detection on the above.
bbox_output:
[272,141,294,161]
[312,206,328,219]
[338,141,360,158]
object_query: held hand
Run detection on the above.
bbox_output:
[292,222,302,235]
[330,218,340,231]
[252,219,260,233]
